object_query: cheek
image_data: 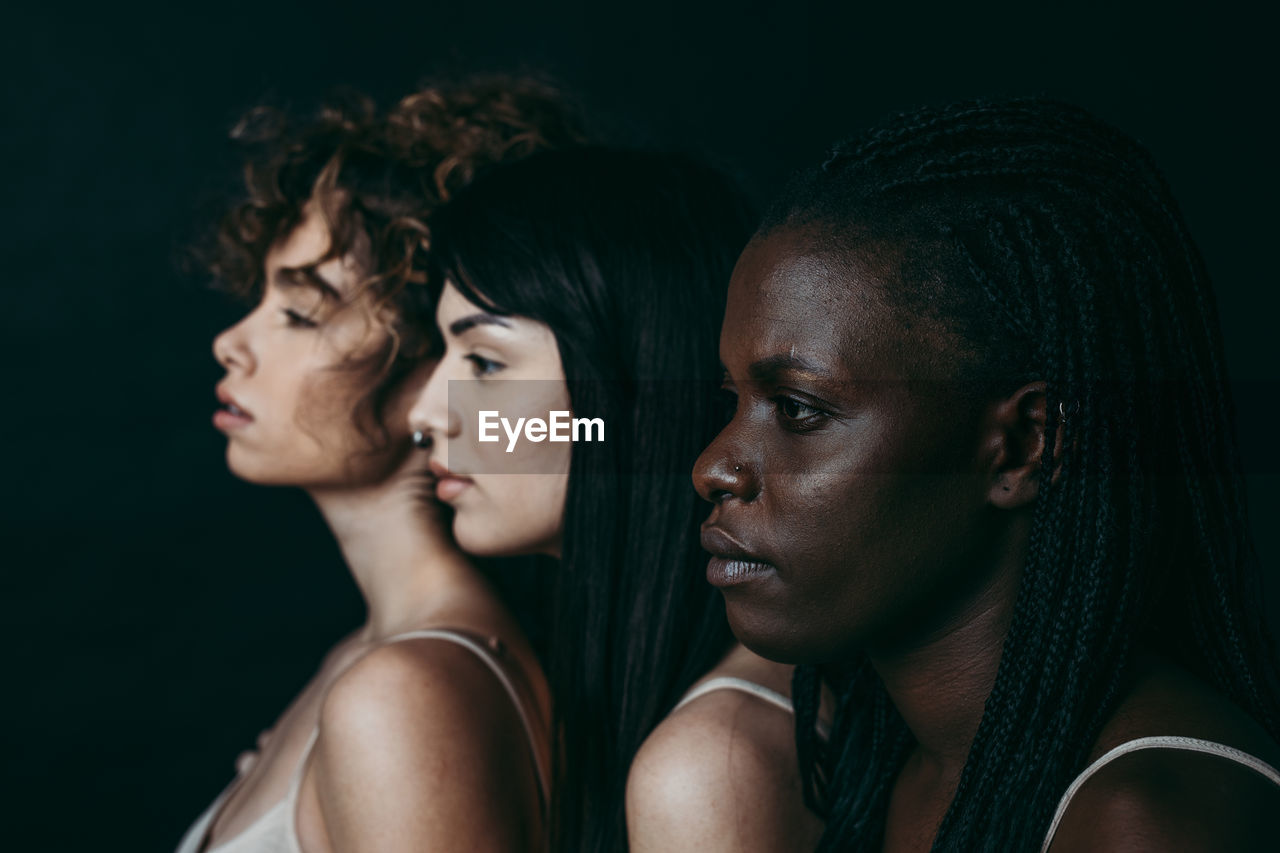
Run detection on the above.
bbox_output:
[744,440,972,650]
[778,469,991,653]
[295,371,368,439]
[236,369,405,486]
[453,473,567,556]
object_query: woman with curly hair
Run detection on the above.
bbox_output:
[176,77,584,853]
[693,96,1280,851]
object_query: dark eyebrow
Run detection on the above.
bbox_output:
[275,266,341,301]
[747,353,832,382]
[449,312,513,337]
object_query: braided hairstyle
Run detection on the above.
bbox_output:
[769,97,1280,851]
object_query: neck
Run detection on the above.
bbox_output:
[865,519,1027,781]
[307,471,475,641]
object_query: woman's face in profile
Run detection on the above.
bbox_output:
[692,228,999,664]
[212,203,425,488]
[408,280,570,557]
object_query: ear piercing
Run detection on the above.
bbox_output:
[412,429,431,449]
[1058,400,1080,424]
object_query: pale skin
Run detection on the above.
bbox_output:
[411,280,820,852]
[203,204,549,852]
[625,643,827,852]
[407,280,572,559]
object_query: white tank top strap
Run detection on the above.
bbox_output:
[379,628,550,808]
[673,675,795,715]
[1040,735,1280,852]
[282,727,321,811]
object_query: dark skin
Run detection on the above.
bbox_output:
[692,226,1280,851]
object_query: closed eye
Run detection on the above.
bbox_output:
[282,308,318,329]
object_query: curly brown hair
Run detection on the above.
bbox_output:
[199,75,587,449]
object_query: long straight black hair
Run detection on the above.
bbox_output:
[422,147,755,852]
[770,97,1280,850]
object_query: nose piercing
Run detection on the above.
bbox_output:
[734,464,742,472]
[412,430,431,449]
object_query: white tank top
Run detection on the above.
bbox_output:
[1039,735,1280,852]
[174,629,547,853]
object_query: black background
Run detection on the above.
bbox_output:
[4,2,1277,849]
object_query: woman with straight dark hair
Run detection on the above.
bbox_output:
[693,97,1280,851]
[408,147,824,852]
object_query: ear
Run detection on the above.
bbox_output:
[983,381,1066,509]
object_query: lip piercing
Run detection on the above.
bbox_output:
[412,430,431,448]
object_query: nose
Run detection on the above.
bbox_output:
[407,361,462,448]
[212,316,254,373]
[692,424,759,504]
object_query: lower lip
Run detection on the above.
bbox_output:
[213,409,253,431]
[435,477,473,502]
[706,556,774,588]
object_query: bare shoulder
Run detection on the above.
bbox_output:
[625,673,821,852]
[1048,656,1280,852]
[310,637,542,851]
[1047,744,1280,852]
[320,636,518,735]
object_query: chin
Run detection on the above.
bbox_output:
[723,596,834,666]
[222,445,340,484]
[225,441,406,490]
[453,520,524,558]
[453,513,557,559]
[224,447,286,486]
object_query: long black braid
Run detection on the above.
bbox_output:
[767,97,1280,851]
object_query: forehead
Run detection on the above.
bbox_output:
[723,228,909,377]
[264,202,368,298]
[437,279,559,347]
[437,278,488,320]
[266,205,331,269]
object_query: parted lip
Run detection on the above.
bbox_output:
[215,383,252,418]
[700,525,774,566]
[429,458,472,482]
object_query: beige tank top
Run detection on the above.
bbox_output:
[174,629,547,853]
[1039,735,1280,852]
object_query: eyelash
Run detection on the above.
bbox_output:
[773,395,831,431]
[718,383,831,433]
[282,308,318,329]
[465,353,505,377]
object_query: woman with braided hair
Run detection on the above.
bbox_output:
[692,96,1280,851]
[179,78,583,852]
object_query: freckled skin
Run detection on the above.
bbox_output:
[693,228,1011,664]
[213,205,423,488]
